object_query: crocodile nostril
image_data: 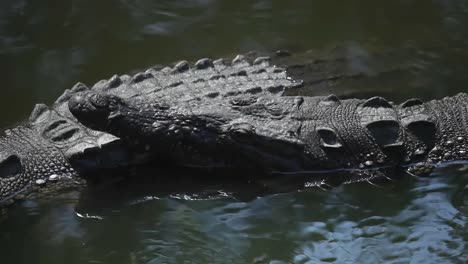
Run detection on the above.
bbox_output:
[69,93,110,113]
[69,92,112,128]
[68,94,85,111]
[87,93,110,109]
[0,154,22,179]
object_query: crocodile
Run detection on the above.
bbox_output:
[69,72,468,180]
[0,49,465,205]
[69,54,468,180]
[0,52,308,205]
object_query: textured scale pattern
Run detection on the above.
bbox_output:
[0,127,76,201]
[90,55,303,103]
[0,53,306,203]
[69,78,468,179]
[2,50,468,204]
[425,93,468,162]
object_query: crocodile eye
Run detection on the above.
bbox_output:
[0,154,22,179]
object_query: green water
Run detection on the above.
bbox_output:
[0,0,467,263]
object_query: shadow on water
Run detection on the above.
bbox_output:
[0,0,468,263]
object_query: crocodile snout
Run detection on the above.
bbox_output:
[69,92,112,129]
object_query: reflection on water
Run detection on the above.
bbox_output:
[0,166,466,264]
[0,0,468,263]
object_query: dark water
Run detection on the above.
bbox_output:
[0,0,468,263]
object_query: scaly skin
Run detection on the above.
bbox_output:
[69,89,468,178]
[0,49,456,204]
[0,52,305,204]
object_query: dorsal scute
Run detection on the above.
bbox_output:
[365,120,400,147]
[398,98,437,154]
[320,94,341,106]
[54,83,90,106]
[359,96,401,147]
[362,96,393,108]
[29,104,51,124]
[85,54,302,102]
[195,58,214,69]
[400,98,423,108]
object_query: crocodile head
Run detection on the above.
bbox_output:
[69,91,308,171]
